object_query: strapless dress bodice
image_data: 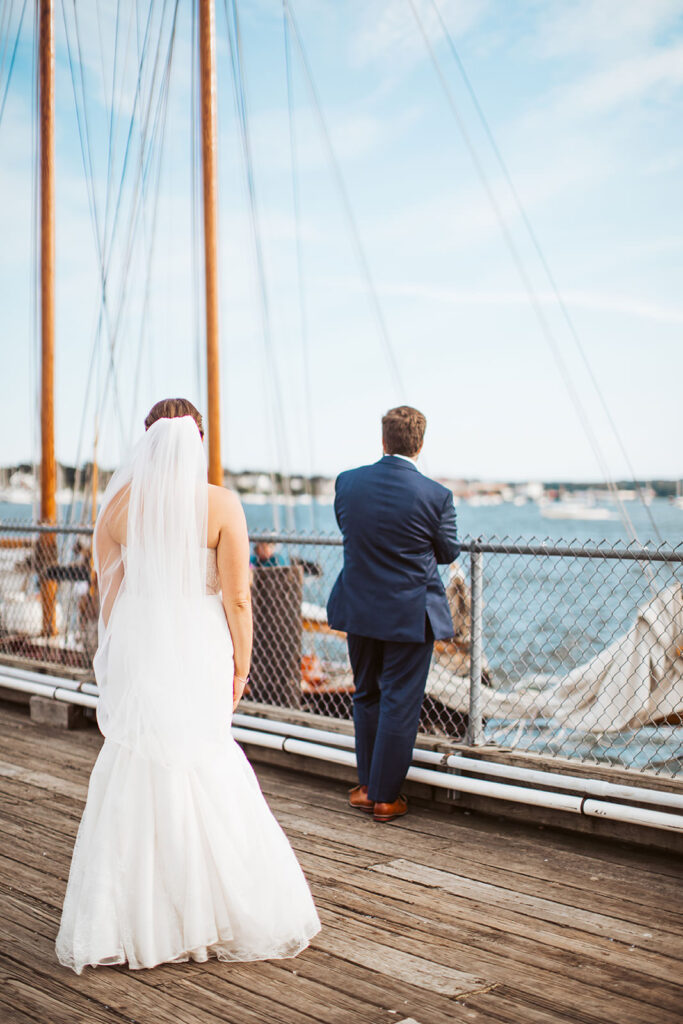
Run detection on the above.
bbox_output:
[120,545,220,596]
[205,547,220,595]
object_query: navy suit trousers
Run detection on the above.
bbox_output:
[347,619,434,803]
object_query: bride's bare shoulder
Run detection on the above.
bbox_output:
[101,485,131,544]
[208,484,245,537]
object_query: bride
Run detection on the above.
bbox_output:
[56,398,320,974]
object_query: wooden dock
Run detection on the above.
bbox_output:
[0,702,681,1024]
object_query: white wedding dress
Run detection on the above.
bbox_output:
[55,418,320,974]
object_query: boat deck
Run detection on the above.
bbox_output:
[0,702,681,1024]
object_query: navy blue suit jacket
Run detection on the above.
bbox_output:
[327,455,461,643]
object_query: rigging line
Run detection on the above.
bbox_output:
[0,0,17,90]
[96,0,164,449]
[190,0,203,404]
[95,0,179,445]
[429,0,662,543]
[130,1,179,432]
[227,0,287,526]
[224,0,295,527]
[0,0,28,127]
[283,3,316,530]
[406,0,646,558]
[284,0,406,402]
[66,0,158,485]
[101,0,124,270]
[94,0,112,123]
[60,0,126,453]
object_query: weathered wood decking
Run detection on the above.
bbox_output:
[0,702,681,1024]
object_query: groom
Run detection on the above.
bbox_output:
[327,406,461,822]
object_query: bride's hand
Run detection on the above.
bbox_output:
[233,673,249,711]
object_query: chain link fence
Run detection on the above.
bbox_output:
[1,519,682,777]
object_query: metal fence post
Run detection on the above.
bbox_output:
[468,544,484,746]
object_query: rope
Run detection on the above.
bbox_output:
[407,0,652,569]
[284,0,406,401]
[224,0,295,531]
[429,0,662,543]
[283,3,317,529]
[0,0,17,98]
[65,0,174,513]
[190,0,204,410]
[0,0,28,127]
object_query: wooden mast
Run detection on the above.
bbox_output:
[199,0,222,485]
[39,0,57,635]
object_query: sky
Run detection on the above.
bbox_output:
[0,0,682,482]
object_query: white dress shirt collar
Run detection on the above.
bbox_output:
[387,452,419,469]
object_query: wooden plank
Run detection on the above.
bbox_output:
[318,909,672,1024]
[0,923,202,1024]
[415,834,683,910]
[370,859,682,960]
[270,800,683,933]
[311,882,683,1015]
[268,790,683,919]
[188,958,395,1024]
[275,945,504,1024]
[298,849,682,983]
[310,914,489,998]
[256,768,683,880]
[0,960,125,1024]
[0,760,87,801]
[0,994,39,1024]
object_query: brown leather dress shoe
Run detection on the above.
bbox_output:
[348,785,374,812]
[373,795,408,823]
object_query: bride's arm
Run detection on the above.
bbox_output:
[215,490,253,705]
[94,517,124,628]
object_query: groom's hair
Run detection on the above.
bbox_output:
[382,406,426,457]
[145,398,204,439]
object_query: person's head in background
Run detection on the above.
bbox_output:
[250,541,285,569]
[381,406,426,460]
[254,541,277,562]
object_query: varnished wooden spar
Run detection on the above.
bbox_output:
[199,0,222,486]
[39,0,57,636]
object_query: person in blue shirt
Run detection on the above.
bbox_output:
[250,541,286,569]
[327,406,460,823]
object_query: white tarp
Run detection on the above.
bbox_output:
[426,584,683,733]
[540,583,683,732]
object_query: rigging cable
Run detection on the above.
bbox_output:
[284,0,406,402]
[406,0,650,561]
[0,0,28,127]
[224,0,295,531]
[129,0,180,436]
[64,0,175,512]
[283,2,317,529]
[429,0,662,544]
[60,0,127,454]
[0,0,18,105]
[190,0,204,407]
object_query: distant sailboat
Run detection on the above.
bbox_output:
[539,494,613,521]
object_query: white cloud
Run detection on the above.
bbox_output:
[351,0,489,68]
[535,0,683,60]
[558,41,683,116]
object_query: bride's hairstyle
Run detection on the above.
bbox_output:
[144,398,204,439]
